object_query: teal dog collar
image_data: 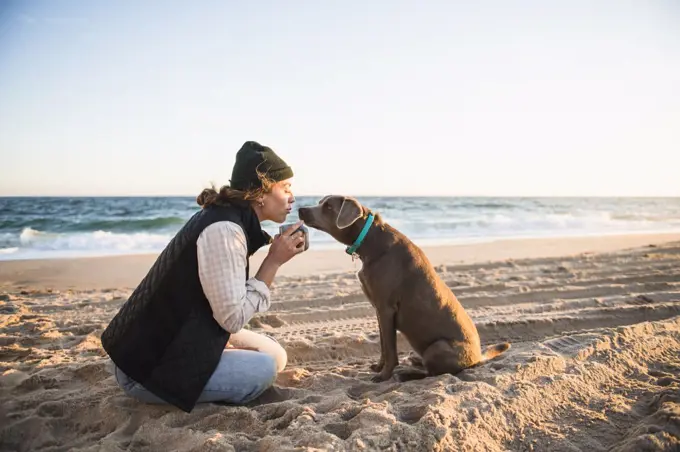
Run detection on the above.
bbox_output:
[346,213,375,256]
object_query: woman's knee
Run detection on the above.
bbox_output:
[243,331,287,372]
[268,339,287,373]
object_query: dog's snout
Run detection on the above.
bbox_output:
[298,207,310,222]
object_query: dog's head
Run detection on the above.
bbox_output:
[298,195,370,246]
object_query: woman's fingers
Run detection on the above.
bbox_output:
[281,220,304,237]
[274,229,306,255]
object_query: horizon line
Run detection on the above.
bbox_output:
[1,194,679,199]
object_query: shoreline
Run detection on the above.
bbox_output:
[1,231,679,291]
[3,227,680,262]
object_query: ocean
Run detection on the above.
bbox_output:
[1,196,679,261]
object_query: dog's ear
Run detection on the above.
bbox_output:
[336,197,363,229]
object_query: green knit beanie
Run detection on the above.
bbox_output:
[229,141,294,190]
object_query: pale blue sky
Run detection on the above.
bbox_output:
[1,1,679,197]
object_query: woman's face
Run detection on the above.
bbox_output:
[259,178,295,223]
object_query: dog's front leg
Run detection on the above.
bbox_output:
[370,317,385,373]
[371,307,398,382]
[360,276,384,373]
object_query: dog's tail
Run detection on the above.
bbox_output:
[481,342,511,361]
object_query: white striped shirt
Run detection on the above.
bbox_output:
[196,221,271,333]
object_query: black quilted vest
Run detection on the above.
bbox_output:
[101,203,271,412]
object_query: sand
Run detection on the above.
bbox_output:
[1,233,679,451]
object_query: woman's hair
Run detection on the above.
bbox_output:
[196,171,276,208]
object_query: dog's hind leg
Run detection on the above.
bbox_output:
[422,340,479,376]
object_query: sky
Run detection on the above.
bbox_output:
[0,1,679,197]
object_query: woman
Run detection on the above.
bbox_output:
[101,141,306,412]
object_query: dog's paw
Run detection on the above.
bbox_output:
[370,373,391,383]
[393,368,429,382]
[407,354,424,368]
[393,373,408,383]
[369,362,384,373]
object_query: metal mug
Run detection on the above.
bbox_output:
[278,223,310,252]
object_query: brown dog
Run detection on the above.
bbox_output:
[298,195,510,382]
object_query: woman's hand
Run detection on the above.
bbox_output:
[254,220,306,288]
[267,220,306,266]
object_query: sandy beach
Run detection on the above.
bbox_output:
[1,233,679,451]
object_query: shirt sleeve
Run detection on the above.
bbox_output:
[196,221,271,333]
